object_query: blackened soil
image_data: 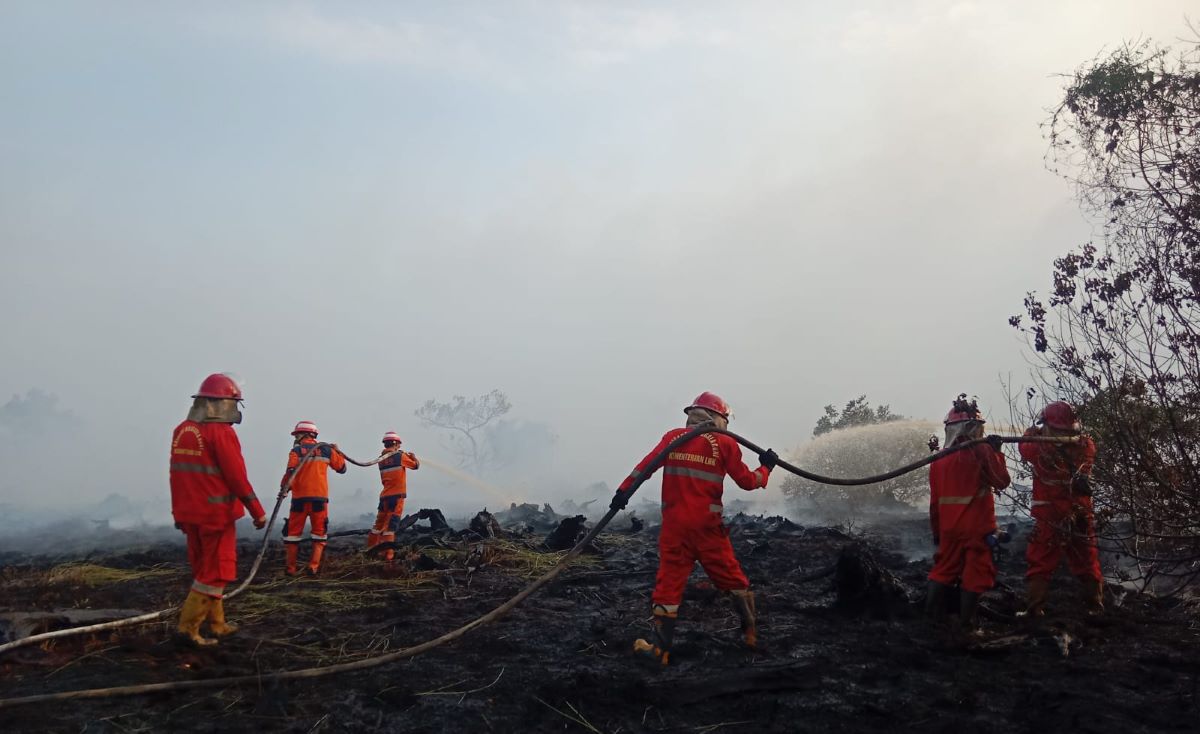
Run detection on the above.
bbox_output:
[1,513,1198,733]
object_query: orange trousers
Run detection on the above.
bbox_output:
[182,523,237,598]
[928,532,995,593]
[652,523,749,611]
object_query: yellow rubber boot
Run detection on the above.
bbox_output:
[207,597,238,637]
[177,591,218,647]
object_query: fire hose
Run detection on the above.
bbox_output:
[0,443,398,657]
[0,427,1075,708]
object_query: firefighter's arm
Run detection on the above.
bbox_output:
[723,436,769,491]
[1017,425,1041,463]
[211,427,266,524]
[329,445,348,474]
[611,433,674,509]
[281,449,300,492]
[974,444,1011,490]
[403,452,420,470]
[1079,436,1097,475]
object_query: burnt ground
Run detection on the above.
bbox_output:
[2,509,1199,733]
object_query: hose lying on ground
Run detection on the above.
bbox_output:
[0,444,398,657]
[0,427,1074,707]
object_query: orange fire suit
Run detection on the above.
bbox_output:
[617,428,771,612]
[170,420,265,598]
[928,443,1011,593]
[367,450,420,555]
[281,438,347,573]
[1019,431,1101,582]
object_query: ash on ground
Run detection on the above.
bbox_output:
[1,505,1197,733]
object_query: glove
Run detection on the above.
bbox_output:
[928,435,940,453]
[985,434,1004,452]
[759,449,779,470]
[610,490,633,511]
[253,515,267,530]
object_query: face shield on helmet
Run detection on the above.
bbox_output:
[187,372,245,424]
[943,393,984,446]
[186,398,243,425]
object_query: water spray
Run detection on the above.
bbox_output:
[420,458,515,506]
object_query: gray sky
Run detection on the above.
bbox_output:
[1,1,1195,519]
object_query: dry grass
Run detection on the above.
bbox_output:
[43,563,174,587]
[482,539,599,578]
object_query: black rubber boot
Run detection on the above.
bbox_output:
[729,590,758,648]
[633,606,676,666]
[958,591,981,634]
[924,580,951,622]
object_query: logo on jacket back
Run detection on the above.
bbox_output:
[172,424,205,457]
[668,433,721,466]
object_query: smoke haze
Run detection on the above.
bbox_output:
[1,2,1194,534]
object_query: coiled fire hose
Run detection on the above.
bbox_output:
[0,443,398,657]
[0,427,1074,708]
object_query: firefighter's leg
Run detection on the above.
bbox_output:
[636,531,692,665]
[1023,518,1064,617]
[205,525,240,636]
[382,499,404,561]
[1065,509,1104,613]
[926,535,966,623]
[694,526,756,648]
[367,502,389,550]
[308,506,329,574]
[178,526,218,646]
[283,506,305,575]
[959,540,996,634]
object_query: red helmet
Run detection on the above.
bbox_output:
[1041,401,1081,432]
[192,373,242,400]
[382,431,402,444]
[291,420,319,437]
[685,392,731,418]
[944,406,983,425]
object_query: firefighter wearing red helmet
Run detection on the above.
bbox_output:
[1019,401,1102,615]
[924,395,1011,636]
[280,420,347,576]
[169,373,267,646]
[366,432,420,560]
[613,392,779,666]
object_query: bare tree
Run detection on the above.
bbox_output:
[414,390,512,474]
[1011,36,1200,592]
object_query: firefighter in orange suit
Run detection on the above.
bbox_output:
[366,431,420,560]
[169,373,267,646]
[1019,401,1102,615]
[924,395,1011,634]
[281,421,347,576]
[612,392,778,666]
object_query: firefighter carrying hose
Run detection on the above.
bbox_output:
[924,395,1011,635]
[1019,401,1102,616]
[366,431,420,560]
[612,392,779,666]
[169,373,267,646]
[281,421,347,576]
